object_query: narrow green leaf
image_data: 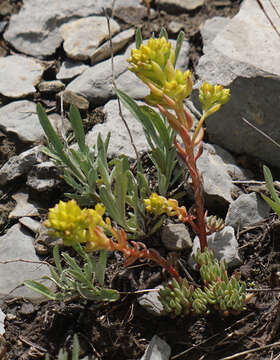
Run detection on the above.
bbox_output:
[99,185,124,226]
[261,193,280,216]
[159,27,168,40]
[24,280,58,300]
[263,165,280,204]
[174,31,185,66]
[95,250,107,286]
[53,245,63,274]
[69,104,86,153]
[135,27,143,49]
[72,334,80,360]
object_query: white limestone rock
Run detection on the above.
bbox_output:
[195,0,280,168]
[225,192,271,231]
[161,223,192,251]
[61,16,120,61]
[9,191,40,219]
[140,335,171,360]
[0,224,52,302]
[157,0,205,12]
[0,55,44,98]
[56,60,89,80]
[85,99,149,159]
[19,217,41,234]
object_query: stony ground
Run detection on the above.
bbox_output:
[1,0,280,359]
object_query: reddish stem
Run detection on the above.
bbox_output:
[175,125,208,252]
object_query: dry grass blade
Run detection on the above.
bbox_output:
[256,0,280,38]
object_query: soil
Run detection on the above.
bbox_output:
[2,1,280,360]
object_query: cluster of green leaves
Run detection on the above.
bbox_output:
[24,244,119,303]
[159,248,248,317]
[262,165,280,216]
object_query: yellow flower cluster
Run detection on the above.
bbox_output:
[199,82,230,116]
[144,193,188,222]
[127,37,192,106]
[44,200,111,250]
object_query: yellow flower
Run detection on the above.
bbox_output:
[85,226,111,252]
[199,82,230,116]
[144,193,176,217]
[44,199,89,246]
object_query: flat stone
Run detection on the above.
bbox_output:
[19,217,41,234]
[9,191,40,219]
[61,16,120,61]
[193,143,248,208]
[90,28,135,65]
[161,223,192,251]
[0,101,65,144]
[4,0,126,57]
[0,146,44,186]
[225,192,271,231]
[195,0,280,168]
[0,55,44,98]
[37,80,65,93]
[138,286,164,316]
[27,161,61,192]
[57,90,89,111]
[189,226,242,269]
[168,21,184,34]
[67,55,127,105]
[200,16,231,52]
[0,224,52,303]
[56,60,89,80]
[157,0,205,13]
[85,99,149,159]
[140,335,171,360]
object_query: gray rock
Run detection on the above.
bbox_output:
[195,0,280,168]
[85,99,149,158]
[193,143,247,208]
[138,286,164,316]
[225,192,271,231]
[161,222,192,251]
[61,16,120,61]
[0,309,5,335]
[57,60,89,80]
[67,55,127,105]
[57,90,89,111]
[200,17,231,53]
[0,146,44,186]
[190,226,242,269]
[19,217,41,234]
[9,191,40,219]
[0,55,44,98]
[37,80,65,93]
[157,0,205,12]
[90,28,135,65]
[27,161,61,192]
[4,0,135,57]
[168,21,184,34]
[0,224,52,302]
[140,335,171,360]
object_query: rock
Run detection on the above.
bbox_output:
[37,80,65,93]
[0,146,44,186]
[0,101,64,144]
[0,55,44,98]
[56,60,89,81]
[27,161,61,192]
[85,99,149,158]
[0,309,5,335]
[0,21,8,34]
[57,90,89,111]
[225,192,271,231]
[192,143,248,208]
[9,191,40,219]
[157,0,205,13]
[90,28,135,65]
[19,302,36,317]
[0,224,52,303]
[195,0,280,168]
[161,223,192,251]
[140,335,171,360]
[19,217,41,234]
[67,55,127,105]
[4,0,127,57]
[61,16,120,61]
[138,286,164,316]
[168,21,184,34]
[200,17,231,52]
[189,226,242,269]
